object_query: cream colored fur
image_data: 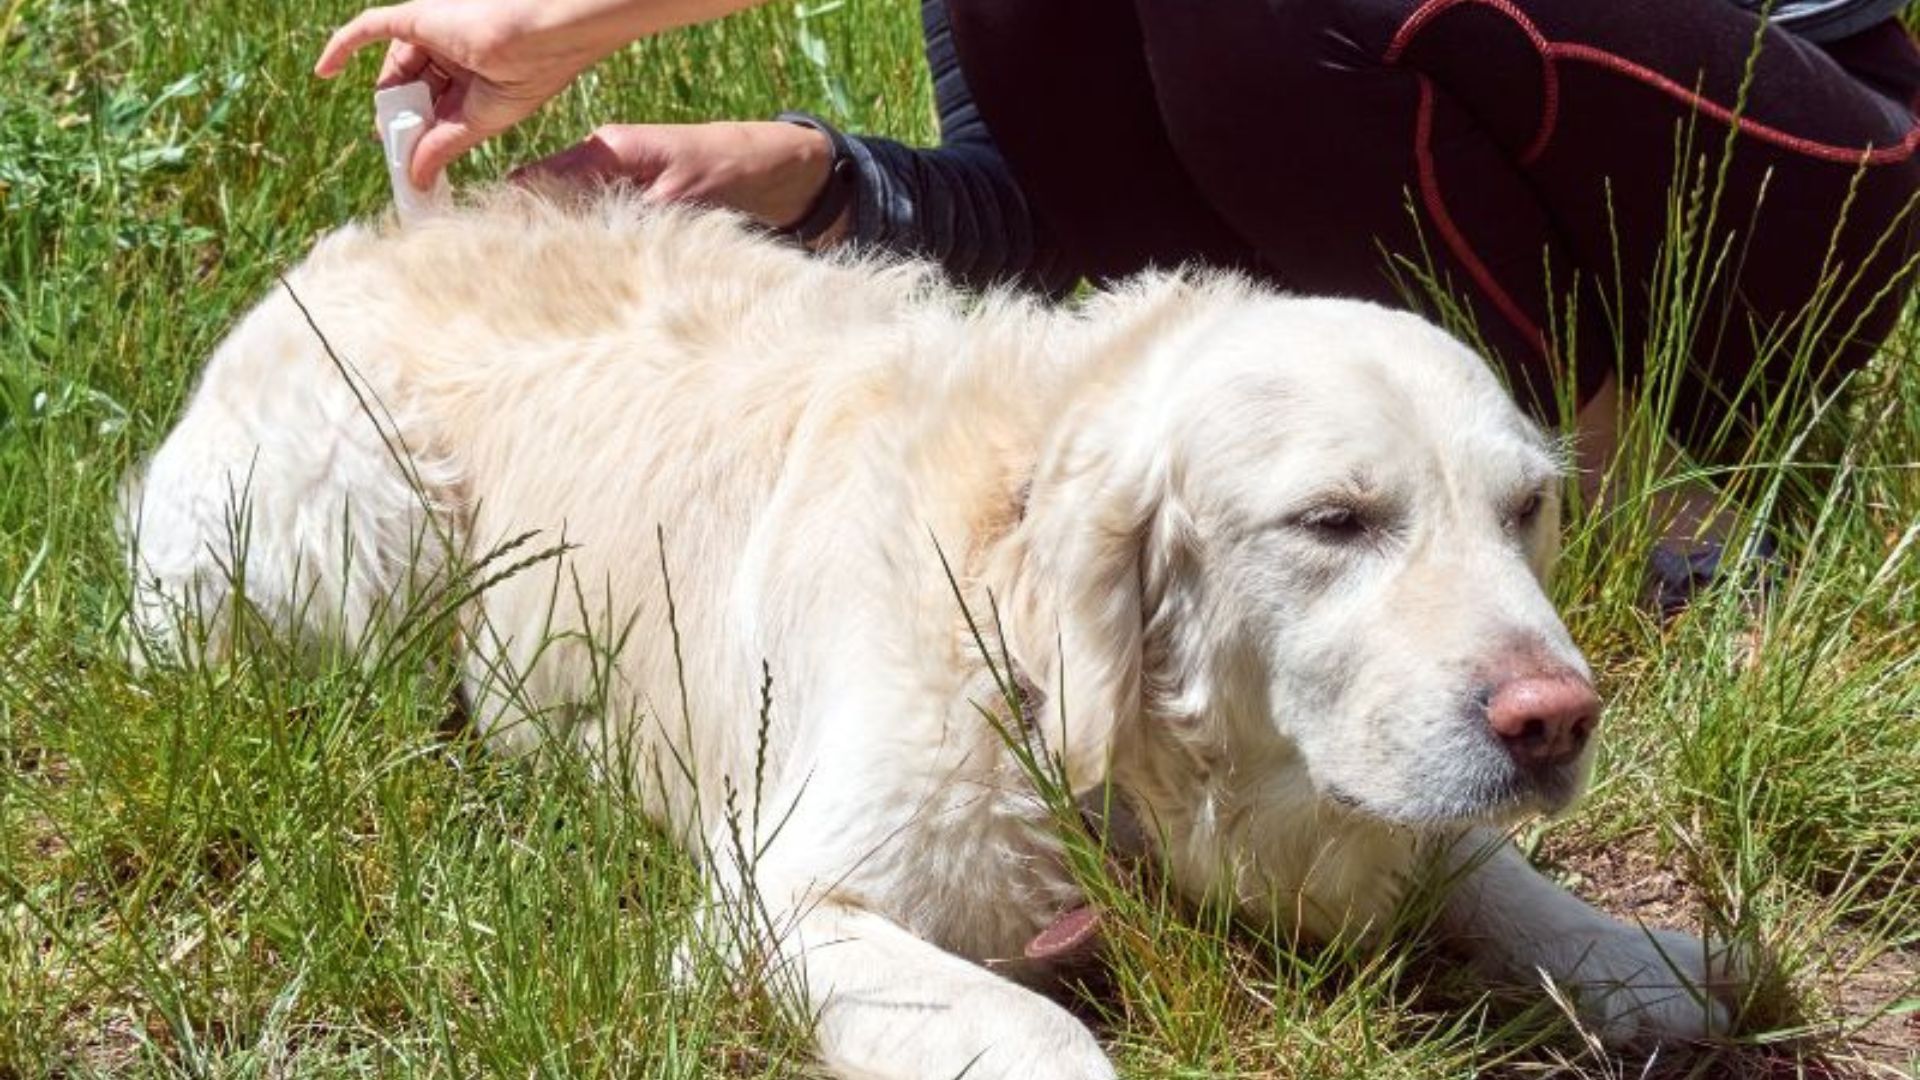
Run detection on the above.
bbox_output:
[123,191,1740,1077]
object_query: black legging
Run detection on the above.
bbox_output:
[943,0,1920,429]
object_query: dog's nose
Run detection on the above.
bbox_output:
[1486,674,1599,768]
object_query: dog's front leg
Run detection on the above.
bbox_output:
[752,885,1115,1080]
[1436,827,1741,1047]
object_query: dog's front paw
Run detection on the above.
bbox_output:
[942,1005,1117,1080]
[821,999,1116,1080]
[1559,922,1745,1047]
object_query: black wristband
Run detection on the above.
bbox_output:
[775,111,859,243]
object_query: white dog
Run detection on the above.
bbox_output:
[123,192,1737,1078]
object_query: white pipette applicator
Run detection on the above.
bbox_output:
[373,81,452,225]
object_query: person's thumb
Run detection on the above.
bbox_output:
[408,120,484,189]
[509,131,633,185]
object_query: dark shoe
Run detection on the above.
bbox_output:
[1648,531,1782,621]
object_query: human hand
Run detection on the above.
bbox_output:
[315,0,768,189]
[315,0,607,189]
[514,121,841,236]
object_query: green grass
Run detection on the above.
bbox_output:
[3,0,1918,1075]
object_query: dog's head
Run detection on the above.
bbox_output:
[1005,279,1592,828]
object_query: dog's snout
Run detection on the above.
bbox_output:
[1485,674,1599,769]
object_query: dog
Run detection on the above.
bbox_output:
[122,191,1739,1078]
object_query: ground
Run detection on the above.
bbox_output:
[1,0,1917,1076]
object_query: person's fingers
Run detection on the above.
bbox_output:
[510,132,632,185]
[377,40,433,88]
[419,56,456,99]
[636,170,688,204]
[408,120,486,189]
[407,80,493,186]
[314,4,414,78]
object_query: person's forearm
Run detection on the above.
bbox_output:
[514,0,770,68]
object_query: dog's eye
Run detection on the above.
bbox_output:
[1295,504,1370,542]
[1509,490,1545,528]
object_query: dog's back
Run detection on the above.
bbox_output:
[122,192,1080,835]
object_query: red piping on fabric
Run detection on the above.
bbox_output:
[1384,0,1561,165]
[1387,0,1920,361]
[1389,0,1920,168]
[1410,73,1550,354]
[1549,42,1920,166]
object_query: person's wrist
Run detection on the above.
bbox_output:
[767,123,834,229]
[770,113,854,247]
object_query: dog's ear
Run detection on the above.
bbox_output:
[997,421,1170,792]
